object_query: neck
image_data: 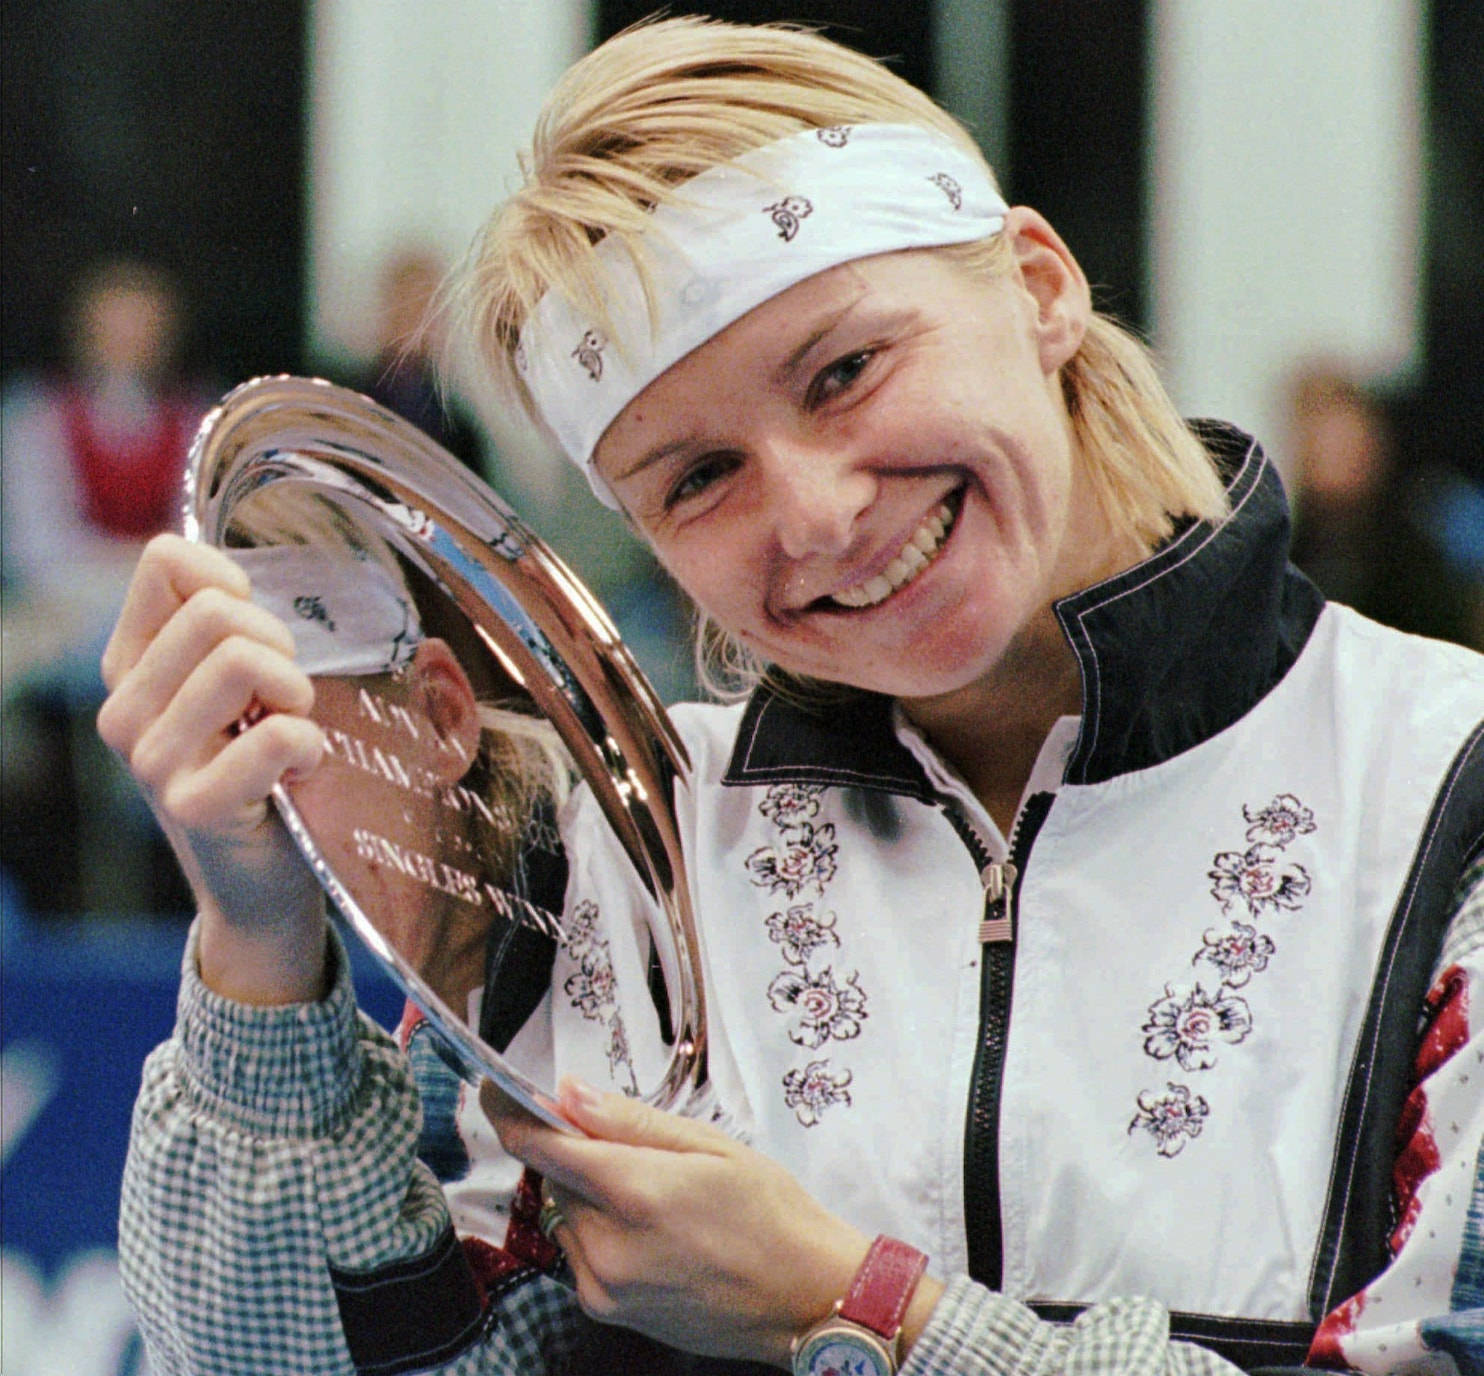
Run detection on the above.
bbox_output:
[897,468,1148,835]
[899,606,1082,837]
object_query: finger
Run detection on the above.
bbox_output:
[483,1083,588,1176]
[555,1079,736,1157]
[129,631,313,784]
[540,1194,607,1312]
[539,1178,574,1244]
[99,587,299,754]
[101,535,251,691]
[532,1183,615,1308]
[490,1092,732,1216]
[160,711,325,832]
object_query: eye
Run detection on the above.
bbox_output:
[808,349,876,408]
[665,451,740,509]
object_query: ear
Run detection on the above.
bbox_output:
[1004,206,1091,374]
[410,637,482,782]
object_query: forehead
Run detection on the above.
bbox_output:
[593,250,967,461]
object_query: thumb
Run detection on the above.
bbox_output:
[556,1078,734,1156]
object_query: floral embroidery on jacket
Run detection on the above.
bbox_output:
[749,784,866,1126]
[561,899,638,1094]
[1208,844,1312,917]
[1141,983,1254,1071]
[1128,1082,1210,1157]
[767,966,868,1049]
[1195,921,1275,987]
[766,905,840,965]
[1129,793,1316,1155]
[759,783,823,828]
[783,1060,854,1127]
[1243,793,1316,848]
[746,821,838,899]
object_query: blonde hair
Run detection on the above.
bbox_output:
[454,15,1228,701]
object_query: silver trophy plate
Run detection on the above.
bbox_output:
[184,375,708,1130]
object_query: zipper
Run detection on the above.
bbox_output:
[948,789,1054,1289]
[977,859,1017,944]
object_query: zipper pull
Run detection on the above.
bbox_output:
[977,860,1017,943]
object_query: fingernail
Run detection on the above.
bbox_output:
[560,1077,601,1111]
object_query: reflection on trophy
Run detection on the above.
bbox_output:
[187,375,709,1130]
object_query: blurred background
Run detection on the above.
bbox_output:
[2,2,1480,1371]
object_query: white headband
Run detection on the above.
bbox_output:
[516,123,1008,506]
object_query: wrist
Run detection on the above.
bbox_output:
[895,1272,945,1363]
[198,897,330,1005]
[764,1224,873,1366]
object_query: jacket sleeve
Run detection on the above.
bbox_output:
[1306,854,1484,1374]
[117,920,588,1376]
[902,856,1484,1376]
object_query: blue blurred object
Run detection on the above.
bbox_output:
[1,910,402,1373]
[1427,471,1484,579]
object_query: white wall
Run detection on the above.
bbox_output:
[1150,2,1424,473]
[306,0,588,366]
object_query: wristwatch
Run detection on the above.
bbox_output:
[790,1235,929,1376]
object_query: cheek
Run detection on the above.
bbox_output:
[647,538,753,634]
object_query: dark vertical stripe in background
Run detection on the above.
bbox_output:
[1,0,307,383]
[1421,0,1484,483]
[1005,0,1149,336]
[596,1,935,98]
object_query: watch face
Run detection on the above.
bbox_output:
[794,1330,894,1376]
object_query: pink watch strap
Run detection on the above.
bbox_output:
[837,1235,929,1339]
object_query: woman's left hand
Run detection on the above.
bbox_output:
[482,1079,897,1366]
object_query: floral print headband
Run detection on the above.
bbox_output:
[515,123,1009,506]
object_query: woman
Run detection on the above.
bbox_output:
[103,17,1484,1375]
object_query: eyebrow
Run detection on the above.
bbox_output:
[772,301,860,387]
[609,284,876,485]
[610,434,700,485]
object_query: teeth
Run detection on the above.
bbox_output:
[831,500,956,609]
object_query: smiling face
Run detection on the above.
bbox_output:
[594,213,1129,710]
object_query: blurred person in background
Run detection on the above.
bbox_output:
[0,256,208,917]
[1286,361,1478,648]
[361,246,489,478]
[1,257,212,619]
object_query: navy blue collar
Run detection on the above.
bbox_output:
[721,422,1326,793]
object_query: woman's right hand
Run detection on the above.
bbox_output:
[98,533,331,1004]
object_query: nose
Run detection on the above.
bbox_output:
[760,437,875,562]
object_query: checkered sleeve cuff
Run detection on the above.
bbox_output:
[174,918,366,1138]
[902,1278,1243,1375]
[901,1275,1050,1374]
